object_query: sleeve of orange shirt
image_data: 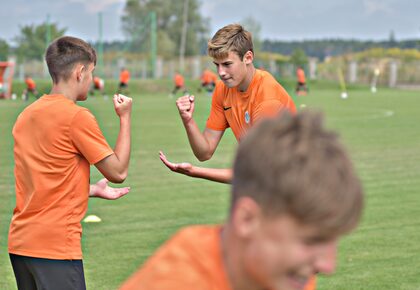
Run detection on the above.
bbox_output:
[206,83,229,131]
[70,109,113,164]
[253,80,296,122]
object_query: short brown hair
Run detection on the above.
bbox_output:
[232,111,364,237]
[208,24,253,60]
[45,36,96,84]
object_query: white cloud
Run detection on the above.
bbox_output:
[68,0,124,13]
[363,0,393,15]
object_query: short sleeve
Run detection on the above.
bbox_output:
[206,84,229,131]
[253,80,296,122]
[253,100,286,122]
[70,109,113,165]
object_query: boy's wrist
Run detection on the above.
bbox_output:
[119,114,131,122]
[182,117,194,126]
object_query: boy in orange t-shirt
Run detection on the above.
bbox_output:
[199,68,218,94]
[22,75,39,101]
[118,67,130,93]
[90,75,105,97]
[160,24,295,184]
[296,66,308,96]
[9,36,133,290]
[121,112,364,290]
[170,72,187,97]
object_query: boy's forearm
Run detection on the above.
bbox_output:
[189,166,232,184]
[113,115,131,175]
[183,119,212,161]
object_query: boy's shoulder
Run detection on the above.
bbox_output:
[22,94,90,118]
[255,69,279,86]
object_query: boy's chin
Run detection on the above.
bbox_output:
[77,95,88,101]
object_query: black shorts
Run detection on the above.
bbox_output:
[10,253,86,290]
[119,82,128,88]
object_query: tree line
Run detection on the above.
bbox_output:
[1,0,419,62]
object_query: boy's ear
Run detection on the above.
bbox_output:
[243,50,254,65]
[231,196,261,239]
[76,64,85,82]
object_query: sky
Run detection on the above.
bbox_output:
[2,0,420,44]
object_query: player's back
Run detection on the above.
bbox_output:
[10,94,111,260]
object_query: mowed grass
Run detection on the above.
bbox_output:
[1,82,420,289]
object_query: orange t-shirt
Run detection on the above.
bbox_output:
[9,94,113,260]
[119,226,233,290]
[25,78,36,90]
[174,73,184,87]
[120,70,130,84]
[206,69,296,141]
[297,68,306,83]
[120,225,316,290]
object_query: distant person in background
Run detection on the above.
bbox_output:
[90,76,105,97]
[170,72,187,97]
[296,66,308,96]
[0,73,4,98]
[0,81,5,98]
[120,111,364,290]
[198,68,218,94]
[118,67,130,93]
[22,75,39,101]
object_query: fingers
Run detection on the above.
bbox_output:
[176,95,195,112]
[159,151,177,170]
[113,94,120,106]
[110,187,130,200]
[158,151,193,175]
[113,94,132,104]
[113,94,133,117]
[116,187,130,196]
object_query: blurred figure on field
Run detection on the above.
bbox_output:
[22,75,39,101]
[295,66,308,96]
[118,67,130,93]
[90,76,106,97]
[198,68,218,95]
[170,72,188,98]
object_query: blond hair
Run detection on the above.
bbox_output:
[208,24,253,60]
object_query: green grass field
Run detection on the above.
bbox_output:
[1,80,420,289]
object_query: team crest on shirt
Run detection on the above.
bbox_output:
[245,111,250,124]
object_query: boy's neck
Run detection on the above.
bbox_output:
[237,64,256,92]
[221,224,261,290]
[50,83,78,103]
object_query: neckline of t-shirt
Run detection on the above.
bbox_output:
[235,69,261,97]
[42,94,74,103]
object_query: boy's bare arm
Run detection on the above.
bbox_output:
[159,151,232,184]
[176,94,224,161]
[95,94,132,183]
